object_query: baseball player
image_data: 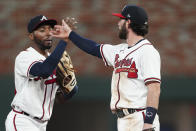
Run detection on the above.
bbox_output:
[52,4,161,131]
[5,15,78,131]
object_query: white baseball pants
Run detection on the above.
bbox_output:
[5,110,48,131]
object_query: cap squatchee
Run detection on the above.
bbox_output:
[27,15,57,33]
[112,4,148,25]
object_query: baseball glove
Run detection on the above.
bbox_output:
[56,50,77,93]
[142,128,155,131]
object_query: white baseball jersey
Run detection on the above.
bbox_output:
[11,47,59,121]
[100,39,161,110]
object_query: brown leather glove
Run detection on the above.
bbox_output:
[56,51,77,93]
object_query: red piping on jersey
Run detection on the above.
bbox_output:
[114,43,152,109]
[115,73,121,109]
[115,68,130,73]
[144,77,161,83]
[100,44,109,66]
[34,76,41,81]
[124,43,152,59]
[45,78,56,85]
[48,84,54,116]
[12,109,23,114]
[13,114,17,131]
[48,75,54,116]
[40,85,47,120]
[14,89,17,95]
[142,111,145,120]
[27,60,43,77]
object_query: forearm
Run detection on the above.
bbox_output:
[144,82,160,125]
[146,82,160,109]
[69,31,102,58]
[30,40,67,77]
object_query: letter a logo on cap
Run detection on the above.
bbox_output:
[40,16,47,21]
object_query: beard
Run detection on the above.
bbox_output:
[119,22,128,40]
[34,36,52,50]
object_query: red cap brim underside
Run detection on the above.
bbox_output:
[112,13,126,19]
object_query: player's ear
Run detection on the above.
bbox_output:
[28,33,34,40]
[127,20,131,25]
[126,20,131,28]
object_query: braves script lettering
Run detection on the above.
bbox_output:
[115,54,138,78]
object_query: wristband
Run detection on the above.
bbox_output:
[144,107,157,124]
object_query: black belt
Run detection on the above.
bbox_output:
[22,112,41,121]
[12,109,46,122]
[115,108,145,118]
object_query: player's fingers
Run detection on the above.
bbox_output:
[50,31,63,38]
[69,17,76,23]
[50,34,59,38]
[50,30,59,35]
[65,17,70,23]
[70,18,75,23]
[49,31,56,36]
[67,17,75,23]
[53,25,61,30]
[62,19,71,30]
[56,28,60,32]
[73,21,78,24]
[62,19,67,26]
[71,20,78,25]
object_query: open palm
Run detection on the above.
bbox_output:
[50,18,74,39]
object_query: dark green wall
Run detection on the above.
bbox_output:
[1,75,196,131]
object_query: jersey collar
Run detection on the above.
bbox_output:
[27,47,47,59]
[128,38,146,49]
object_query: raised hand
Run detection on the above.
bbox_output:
[50,17,77,40]
[65,17,77,30]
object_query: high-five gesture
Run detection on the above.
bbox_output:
[51,17,77,40]
[49,5,161,131]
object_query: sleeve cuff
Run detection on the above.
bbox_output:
[100,44,109,66]
[68,31,76,41]
[144,78,161,84]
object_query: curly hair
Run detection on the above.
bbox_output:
[129,23,149,36]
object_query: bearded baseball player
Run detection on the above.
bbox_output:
[5,15,78,131]
[51,4,161,131]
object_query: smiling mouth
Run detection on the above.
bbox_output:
[44,39,52,45]
[45,39,52,42]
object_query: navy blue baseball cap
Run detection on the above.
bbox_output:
[112,5,148,25]
[27,15,57,33]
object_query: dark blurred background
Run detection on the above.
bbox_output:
[0,0,196,131]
